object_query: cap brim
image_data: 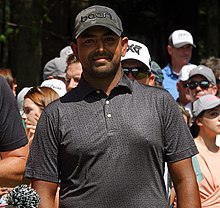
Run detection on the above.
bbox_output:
[75,23,122,39]
[56,73,66,79]
[196,102,220,117]
[173,42,196,48]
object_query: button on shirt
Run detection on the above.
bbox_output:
[25,74,198,208]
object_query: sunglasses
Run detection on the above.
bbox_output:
[123,67,151,80]
[187,80,211,90]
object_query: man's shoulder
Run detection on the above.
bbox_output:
[133,82,172,98]
[161,63,171,75]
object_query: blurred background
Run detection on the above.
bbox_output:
[0,0,219,92]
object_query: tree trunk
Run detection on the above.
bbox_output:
[9,0,42,91]
[206,0,219,56]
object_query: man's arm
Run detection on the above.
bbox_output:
[0,144,29,187]
[31,179,58,208]
[168,157,201,208]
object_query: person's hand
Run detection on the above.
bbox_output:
[0,187,13,196]
[25,114,39,146]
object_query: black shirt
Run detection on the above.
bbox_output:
[25,74,198,207]
[0,77,27,151]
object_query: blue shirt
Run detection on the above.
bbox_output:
[162,63,179,100]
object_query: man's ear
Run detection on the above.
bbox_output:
[148,74,155,86]
[121,37,128,57]
[71,41,79,60]
[176,82,180,92]
[167,45,172,56]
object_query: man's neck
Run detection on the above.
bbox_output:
[171,62,186,74]
[83,69,122,96]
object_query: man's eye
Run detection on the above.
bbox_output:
[84,39,95,45]
[105,37,114,42]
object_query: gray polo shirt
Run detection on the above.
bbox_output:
[25,74,198,208]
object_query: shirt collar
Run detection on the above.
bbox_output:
[166,63,179,79]
[74,71,133,100]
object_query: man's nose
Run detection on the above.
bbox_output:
[96,40,104,52]
[126,72,135,80]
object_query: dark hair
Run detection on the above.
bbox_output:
[0,68,16,89]
[190,111,205,138]
[178,104,192,127]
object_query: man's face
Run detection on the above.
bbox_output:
[168,44,192,66]
[65,62,82,92]
[177,80,191,105]
[187,75,217,102]
[121,59,152,85]
[73,26,128,80]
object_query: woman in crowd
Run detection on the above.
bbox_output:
[170,95,220,207]
[22,86,60,207]
[22,86,59,146]
[190,94,220,207]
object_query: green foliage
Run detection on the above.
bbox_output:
[0,34,6,43]
[5,27,14,36]
[0,26,18,43]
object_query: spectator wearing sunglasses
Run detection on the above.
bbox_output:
[187,65,217,103]
[162,30,196,100]
[176,64,197,115]
[121,40,154,85]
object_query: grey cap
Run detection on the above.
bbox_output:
[74,5,123,39]
[43,57,67,81]
[188,65,216,85]
[193,94,220,117]
[59,46,73,58]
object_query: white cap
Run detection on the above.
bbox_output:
[40,79,67,97]
[178,64,197,81]
[17,87,32,115]
[169,30,196,48]
[121,40,151,70]
[59,46,73,58]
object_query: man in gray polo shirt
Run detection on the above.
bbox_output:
[25,5,201,208]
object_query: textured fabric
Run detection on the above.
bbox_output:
[162,63,179,100]
[196,147,220,207]
[25,74,198,208]
[0,77,28,151]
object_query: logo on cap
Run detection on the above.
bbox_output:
[127,44,142,55]
[81,12,112,23]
